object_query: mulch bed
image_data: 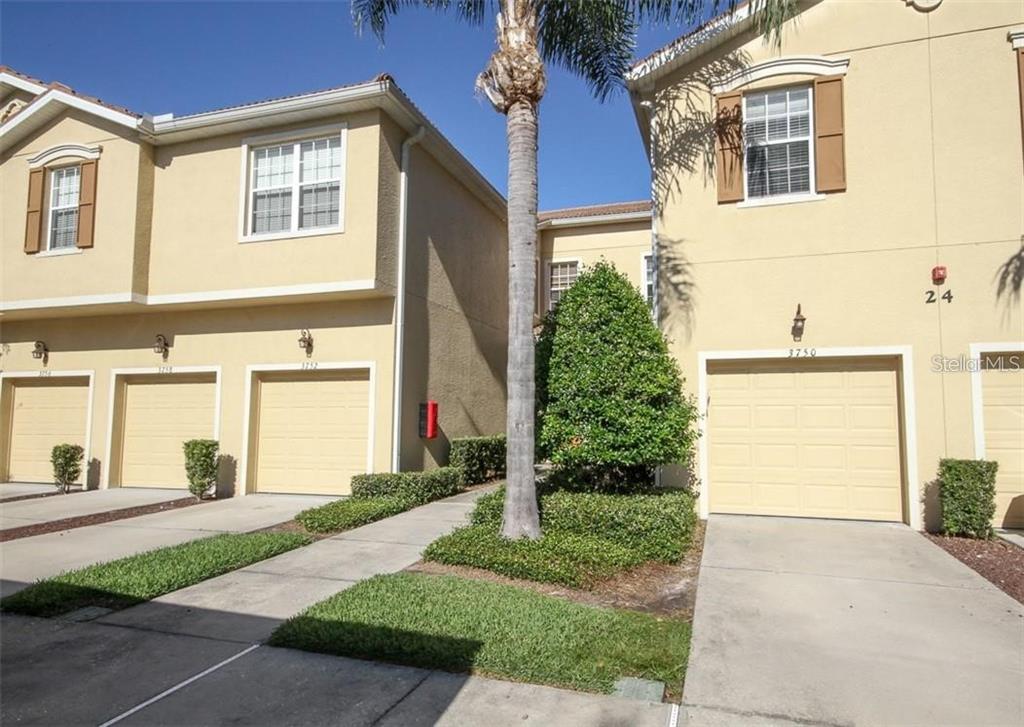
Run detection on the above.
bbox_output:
[0,496,200,542]
[925,533,1024,604]
[408,519,707,618]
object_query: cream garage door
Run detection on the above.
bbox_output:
[6,377,90,483]
[980,352,1024,528]
[253,370,370,496]
[707,358,904,521]
[119,374,216,488]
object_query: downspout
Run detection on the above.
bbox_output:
[391,125,426,473]
[640,95,663,489]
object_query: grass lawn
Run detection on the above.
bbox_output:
[270,572,690,695]
[1,531,310,617]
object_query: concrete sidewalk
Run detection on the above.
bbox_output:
[0,487,184,529]
[0,494,333,597]
[1,613,670,726]
[97,490,489,643]
[683,515,1024,726]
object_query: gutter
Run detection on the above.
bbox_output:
[391,125,426,473]
[537,210,652,229]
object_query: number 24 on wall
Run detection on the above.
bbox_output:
[925,290,953,304]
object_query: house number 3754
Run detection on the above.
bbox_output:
[925,290,953,304]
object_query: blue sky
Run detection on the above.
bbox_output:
[1,2,691,209]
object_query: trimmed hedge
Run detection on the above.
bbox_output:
[50,443,83,494]
[351,467,464,505]
[938,458,999,539]
[471,487,697,562]
[183,439,219,500]
[450,435,506,484]
[296,497,410,534]
[424,525,644,588]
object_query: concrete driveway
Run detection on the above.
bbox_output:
[0,487,185,529]
[684,515,1024,726]
[0,494,334,597]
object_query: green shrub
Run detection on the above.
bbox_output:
[938,459,999,538]
[351,466,464,505]
[535,261,699,489]
[183,439,219,500]
[450,435,506,484]
[471,486,697,562]
[50,444,83,494]
[424,525,644,588]
[296,497,410,534]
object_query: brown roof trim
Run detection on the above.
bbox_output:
[538,200,652,223]
[0,65,141,118]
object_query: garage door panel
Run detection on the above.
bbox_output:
[7,378,89,483]
[708,358,903,522]
[120,377,216,488]
[981,356,1023,528]
[254,371,370,496]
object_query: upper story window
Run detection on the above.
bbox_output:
[47,166,81,250]
[548,260,579,310]
[743,87,813,199]
[642,253,655,308]
[242,127,345,241]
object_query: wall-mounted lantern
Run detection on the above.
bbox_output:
[153,334,170,359]
[32,340,48,361]
[298,329,314,357]
[791,305,806,342]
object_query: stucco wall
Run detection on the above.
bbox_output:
[539,219,651,311]
[0,300,396,493]
[400,144,508,471]
[1,111,144,303]
[648,0,1024,529]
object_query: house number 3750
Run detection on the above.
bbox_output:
[925,290,953,304]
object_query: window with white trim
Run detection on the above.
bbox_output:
[744,86,812,199]
[643,253,656,309]
[548,261,579,310]
[246,133,343,237]
[47,166,80,249]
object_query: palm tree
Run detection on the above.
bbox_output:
[354,0,788,539]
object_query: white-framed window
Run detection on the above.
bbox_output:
[548,260,579,310]
[47,166,80,250]
[240,126,346,241]
[642,253,656,309]
[743,86,813,200]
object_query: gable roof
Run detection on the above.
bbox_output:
[0,67,505,218]
[538,200,652,228]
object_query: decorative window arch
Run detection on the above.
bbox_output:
[27,143,102,169]
[905,0,942,12]
[710,55,850,95]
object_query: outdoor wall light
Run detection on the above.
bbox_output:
[791,305,806,342]
[153,334,170,359]
[31,340,48,360]
[298,329,314,357]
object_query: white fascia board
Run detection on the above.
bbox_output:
[1009,28,1024,50]
[0,72,46,96]
[0,89,140,146]
[537,210,652,229]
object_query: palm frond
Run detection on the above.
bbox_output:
[352,0,492,39]
[536,0,638,102]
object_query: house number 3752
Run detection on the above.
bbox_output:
[925,290,953,304]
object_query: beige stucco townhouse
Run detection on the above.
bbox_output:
[0,68,508,497]
[617,0,1022,531]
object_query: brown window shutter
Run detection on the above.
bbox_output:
[76,160,98,248]
[714,91,744,203]
[24,168,45,253]
[814,76,846,193]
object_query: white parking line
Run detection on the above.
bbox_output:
[97,643,260,726]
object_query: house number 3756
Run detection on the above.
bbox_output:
[925,290,953,304]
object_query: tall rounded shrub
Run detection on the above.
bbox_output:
[183,439,219,500]
[536,261,699,488]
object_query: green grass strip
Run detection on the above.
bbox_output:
[270,572,690,694]
[1,531,310,618]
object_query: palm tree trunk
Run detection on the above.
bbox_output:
[501,96,541,540]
